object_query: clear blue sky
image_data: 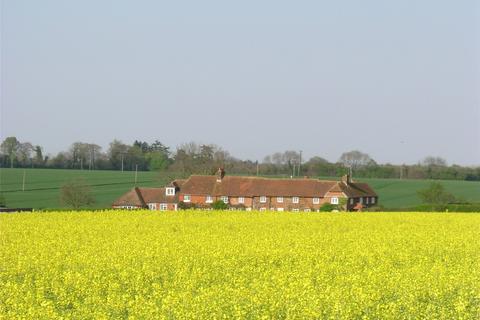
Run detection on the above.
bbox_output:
[1,0,479,165]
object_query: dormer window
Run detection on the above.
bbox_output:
[166,187,175,196]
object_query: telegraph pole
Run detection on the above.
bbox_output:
[22,170,26,192]
[298,150,302,176]
[134,164,138,185]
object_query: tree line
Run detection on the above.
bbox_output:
[1,136,479,181]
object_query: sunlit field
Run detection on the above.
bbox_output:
[1,211,479,319]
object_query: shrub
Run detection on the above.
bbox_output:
[211,200,228,210]
[319,203,335,212]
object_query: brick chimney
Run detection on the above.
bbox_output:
[216,168,225,182]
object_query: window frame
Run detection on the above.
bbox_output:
[312,197,320,204]
[221,196,229,204]
[166,187,175,196]
[330,197,339,205]
[160,203,168,211]
[183,194,191,202]
[292,196,299,204]
[260,196,267,203]
[238,197,245,204]
[277,196,283,203]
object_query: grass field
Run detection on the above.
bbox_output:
[1,211,479,319]
[0,168,479,209]
[0,168,169,209]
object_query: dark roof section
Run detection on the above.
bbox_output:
[167,179,187,188]
[112,187,179,206]
[328,181,378,198]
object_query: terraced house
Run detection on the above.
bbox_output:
[113,169,378,212]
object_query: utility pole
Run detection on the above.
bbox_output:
[120,151,127,172]
[22,170,26,192]
[256,161,259,176]
[134,164,138,185]
[298,150,302,176]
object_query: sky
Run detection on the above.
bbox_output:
[1,0,479,165]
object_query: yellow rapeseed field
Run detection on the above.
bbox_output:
[1,211,479,319]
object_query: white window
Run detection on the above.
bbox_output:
[313,197,320,204]
[350,198,354,205]
[183,195,191,202]
[277,208,284,212]
[260,196,267,203]
[160,203,168,211]
[221,196,229,204]
[277,197,283,203]
[292,208,299,212]
[331,197,339,204]
[260,207,266,212]
[359,197,363,204]
[206,195,213,203]
[148,203,156,210]
[371,197,376,204]
[304,208,311,212]
[366,197,370,204]
[166,188,175,196]
[292,197,299,204]
[238,197,245,204]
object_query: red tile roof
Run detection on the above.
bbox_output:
[112,187,179,207]
[179,175,376,198]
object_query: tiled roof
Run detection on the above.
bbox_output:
[112,187,179,206]
[181,176,346,197]
[167,179,187,188]
[327,181,378,198]
[112,187,146,207]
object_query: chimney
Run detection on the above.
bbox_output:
[216,168,225,182]
[341,174,351,185]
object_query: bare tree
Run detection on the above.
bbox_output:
[338,150,376,170]
[1,137,20,168]
[60,179,96,209]
[17,142,34,167]
[421,156,447,167]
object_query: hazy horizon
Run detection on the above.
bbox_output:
[2,1,479,166]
